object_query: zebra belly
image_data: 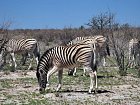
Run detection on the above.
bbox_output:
[53,60,81,69]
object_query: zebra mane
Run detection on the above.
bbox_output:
[40,47,53,59]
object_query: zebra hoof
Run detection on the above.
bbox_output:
[55,92,60,97]
[39,88,45,94]
[46,83,50,86]
[88,90,92,94]
[68,72,73,76]
[94,90,97,94]
[68,69,75,76]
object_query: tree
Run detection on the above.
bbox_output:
[86,12,114,35]
[87,12,134,76]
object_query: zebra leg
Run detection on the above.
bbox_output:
[88,70,97,94]
[28,59,33,70]
[27,54,33,70]
[88,71,94,94]
[102,57,106,67]
[131,55,134,67]
[0,53,7,69]
[3,53,8,64]
[94,71,97,93]
[128,55,133,68]
[35,57,39,65]
[46,66,58,87]
[73,67,77,76]
[56,69,63,91]
[34,51,39,65]
[83,66,94,94]
[9,58,12,66]
[33,46,40,65]
[83,66,86,76]
[20,53,28,65]
[10,52,17,71]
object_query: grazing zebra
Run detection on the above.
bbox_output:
[36,35,106,94]
[67,35,110,76]
[0,38,40,71]
[128,38,140,67]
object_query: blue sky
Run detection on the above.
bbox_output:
[0,0,140,29]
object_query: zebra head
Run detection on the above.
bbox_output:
[0,39,8,61]
[93,35,110,56]
[36,69,47,93]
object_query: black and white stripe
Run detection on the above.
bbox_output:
[67,36,93,45]
[67,35,110,76]
[36,35,106,94]
[0,38,40,71]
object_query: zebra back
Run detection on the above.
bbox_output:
[67,36,94,45]
[67,35,106,53]
[37,44,94,73]
[79,35,106,47]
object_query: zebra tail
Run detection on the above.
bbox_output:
[34,42,40,60]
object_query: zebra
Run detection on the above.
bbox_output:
[36,35,106,94]
[0,38,40,71]
[67,35,110,76]
[128,38,140,67]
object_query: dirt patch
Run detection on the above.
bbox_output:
[0,71,36,80]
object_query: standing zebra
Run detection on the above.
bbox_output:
[0,38,40,71]
[36,35,106,94]
[128,38,140,67]
[67,35,110,76]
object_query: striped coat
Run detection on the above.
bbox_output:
[36,35,106,94]
[67,35,110,76]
